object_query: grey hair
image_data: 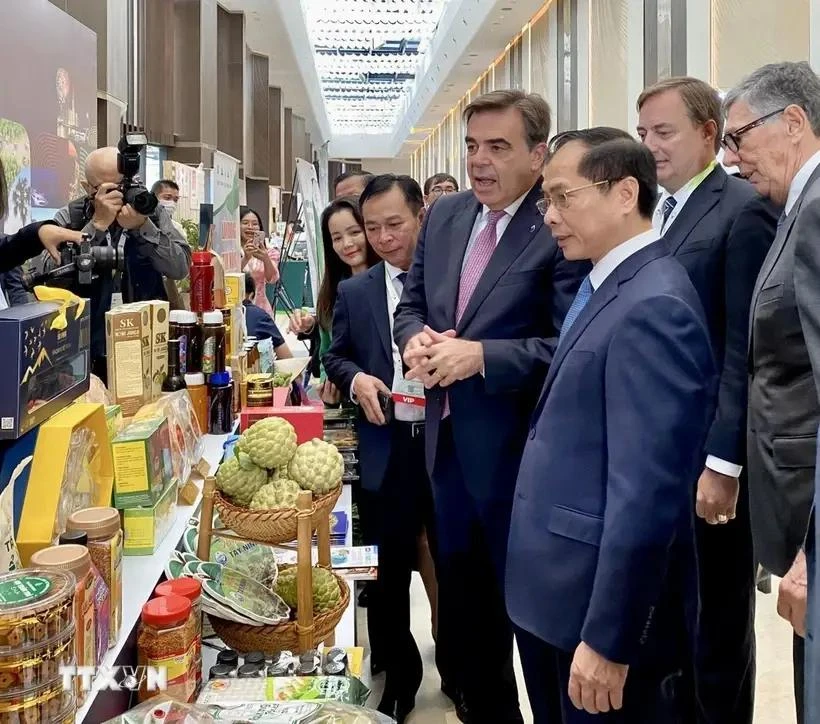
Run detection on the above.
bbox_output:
[723,61,820,135]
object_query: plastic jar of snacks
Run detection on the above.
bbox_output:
[155,578,202,692]
[0,679,72,724]
[0,625,74,693]
[0,570,74,653]
[65,507,123,648]
[138,595,197,703]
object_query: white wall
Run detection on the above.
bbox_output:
[359,157,413,176]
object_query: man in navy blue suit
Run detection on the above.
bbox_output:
[324,176,437,723]
[393,90,588,722]
[506,130,717,723]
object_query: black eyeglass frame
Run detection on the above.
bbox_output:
[721,107,788,153]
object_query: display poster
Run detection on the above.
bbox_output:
[295,158,324,307]
[0,0,97,232]
[161,160,204,224]
[211,151,242,272]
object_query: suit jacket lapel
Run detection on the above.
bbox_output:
[365,262,392,362]
[533,241,667,417]
[664,166,724,255]
[444,196,482,327]
[456,184,544,333]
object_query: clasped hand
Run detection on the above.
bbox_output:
[403,325,484,388]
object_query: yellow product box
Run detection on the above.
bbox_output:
[121,478,178,555]
[148,301,170,399]
[105,404,124,440]
[111,416,173,508]
[224,273,245,308]
[105,304,152,417]
[17,403,114,564]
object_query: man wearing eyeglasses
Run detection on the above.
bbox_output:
[636,77,777,724]
[723,61,820,724]
[423,173,459,208]
[507,129,716,723]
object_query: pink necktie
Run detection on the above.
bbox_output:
[443,209,506,418]
[456,209,507,323]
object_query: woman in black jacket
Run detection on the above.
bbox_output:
[0,158,81,273]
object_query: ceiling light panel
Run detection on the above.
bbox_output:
[302,0,452,135]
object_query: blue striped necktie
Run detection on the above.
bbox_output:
[559,276,593,342]
[660,196,677,232]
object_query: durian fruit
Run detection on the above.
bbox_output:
[215,452,267,506]
[274,566,342,614]
[236,417,298,470]
[249,479,302,510]
[287,439,344,495]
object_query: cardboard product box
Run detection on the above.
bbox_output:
[0,300,91,440]
[111,416,173,508]
[223,273,244,309]
[105,304,152,417]
[121,478,178,555]
[239,405,323,442]
[148,301,170,399]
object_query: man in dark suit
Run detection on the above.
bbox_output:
[324,175,434,723]
[393,89,588,722]
[507,131,716,723]
[636,76,777,723]
[722,61,820,723]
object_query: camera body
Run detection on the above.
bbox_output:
[117,132,158,216]
[24,235,124,290]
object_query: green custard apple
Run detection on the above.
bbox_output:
[287,438,344,495]
[249,479,302,510]
[215,452,267,506]
[236,417,298,470]
[274,565,342,614]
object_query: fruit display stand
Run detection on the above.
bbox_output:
[196,476,350,653]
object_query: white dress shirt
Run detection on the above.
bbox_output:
[652,161,717,237]
[461,191,529,271]
[785,149,820,215]
[589,228,659,290]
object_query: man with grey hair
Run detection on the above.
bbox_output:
[722,60,820,723]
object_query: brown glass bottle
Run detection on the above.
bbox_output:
[201,311,226,377]
[162,339,187,393]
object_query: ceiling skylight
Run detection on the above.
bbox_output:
[301,0,452,135]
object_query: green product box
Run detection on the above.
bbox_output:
[122,478,178,555]
[111,416,172,508]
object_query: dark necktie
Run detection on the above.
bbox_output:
[660,196,677,232]
[397,272,407,286]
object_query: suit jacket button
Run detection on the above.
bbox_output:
[529,427,536,440]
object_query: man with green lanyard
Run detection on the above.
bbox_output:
[637,77,778,724]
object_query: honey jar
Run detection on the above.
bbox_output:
[246,374,274,408]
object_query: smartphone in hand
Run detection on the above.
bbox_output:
[378,391,394,424]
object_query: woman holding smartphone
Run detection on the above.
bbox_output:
[240,206,279,317]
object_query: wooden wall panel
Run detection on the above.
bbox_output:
[268,87,284,186]
[248,52,270,179]
[145,0,175,146]
[217,6,244,161]
[284,107,294,190]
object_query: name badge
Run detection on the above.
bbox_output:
[391,373,425,408]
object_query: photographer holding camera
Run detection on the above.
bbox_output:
[50,140,190,380]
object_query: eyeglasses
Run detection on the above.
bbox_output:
[721,107,786,153]
[536,180,610,214]
[430,186,456,197]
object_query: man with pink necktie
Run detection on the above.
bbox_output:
[394,90,589,723]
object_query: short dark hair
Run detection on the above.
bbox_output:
[464,90,552,149]
[359,174,424,216]
[423,173,459,195]
[244,272,255,298]
[549,127,633,156]
[333,170,373,190]
[576,136,658,219]
[151,179,179,194]
[638,77,723,152]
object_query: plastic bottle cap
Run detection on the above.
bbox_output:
[141,594,191,627]
[178,311,197,324]
[66,507,121,539]
[30,545,91,579]
[202,311,223,325]
[217,649,239,666]
[185,373,205,387]
[209,371,231,386]
[169,310,184,323]
[154,577,201,603]
[192,251,211,264]
[58,530,88,546]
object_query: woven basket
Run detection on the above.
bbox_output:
[214,485,342,545]
[208,566,350,653]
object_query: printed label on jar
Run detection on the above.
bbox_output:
[0,575,51,603]
[202,337,215,374]
[179,335,189,375]
[147,637,197,700]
